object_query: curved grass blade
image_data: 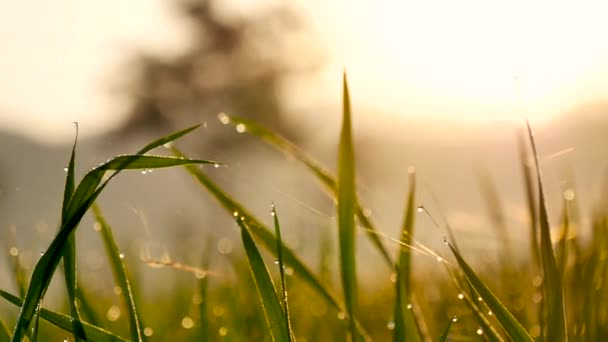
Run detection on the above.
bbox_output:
[393,170,422,342]
[11,126,209,341]
[438,318,453,342]
[518,133,540,268]
[221,117,393,267]
[61,123,87,341]
[338,72,362,341]
[557,200,570,278]
[272,205,294,341]
[171,147,369,339]
[526,121,568,342]
[0,289,128,342]
[92,205,145,342]
[238,219,290,342]
[447,242,533,342]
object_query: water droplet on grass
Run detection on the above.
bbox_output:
[144,327,154,336]
[181,316,194,329]
[232,211,239,217]
[477,296,483,302]
[387,320,395,330]
[219,327,228,336]
[416,205,425,213]
[214,163,220,168]
[107,305,121,321]
[476,328,483,335]
[63,167,68,172]
[406,303,412,309]
[337,312,346,320]
[9,247,18,256]
[236,123,246,133]
[457,293,464,299]
[218,113,230,124]
[452,316,458,322]
[119,253,125,259]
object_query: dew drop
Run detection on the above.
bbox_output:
[236,123,246,133]
[218,113,230,125]
[387,320,395,330]
[219,327,228,336]
[144,327,154,336]
[119,253,125,259]
[113,286,122,295]
[477,296,483,302]
[457,293,464,300]
[476,328,483,335]
[436,256,443,262]
[406,303,413,310]
[274,260,280,264]
[232,211,239,217]
[416,205,424,213]
[214,163,220,168]
[181,316,194,329]
[285,267,294,276]
[337,312,346,320]
[195,270,207,279]
[563,188,575,201]
[488,310,493,316]
[63,167,68,172]
[106,305,121,321]
[9,247,18,257]
[390,273,397,283]
[141,170,147,175]
[451,316,458,322]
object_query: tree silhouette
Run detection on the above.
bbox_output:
[116,0,322,147]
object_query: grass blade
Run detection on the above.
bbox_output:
[93,205,145,342]
[337,72,362,341]
[0,318,9,341]
[171,147,369,339]
[518,133,540,268]
[272,205,294,341]
[393,170,422,342]
[238,219,290,342]
[220,117,393,267]
[198,237,214,340]
[0,289,128,342]
[11,126,208,341]
[447,242,533,342]
[526,121,568,342]
[438,318,453,342]
[61,123,87,341]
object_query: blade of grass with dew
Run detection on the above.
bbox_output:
[438,318,454,342]
[393,170,423,342]
[0,289,128,342]
[11,125,212,341]
[526,121,568,342]
[237,218,290,342]
[446,242,533,342]
[221,116,393,267]
[92,204,145,342]
[170,146,370,339]
[272,205,294,341]
[337,72,363,342]
[61,123,87,341]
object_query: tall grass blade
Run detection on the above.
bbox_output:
[92,205,145,342]
[61,123,87,341]
[238,219,290,342]
[272,205,294,341]
[337,72,363,341]
[0,289,128,342]
[11,126,209,341]
[197,237,214,340]
[518,133,540,268]
[221,117,393,267]
[526,122,568,342]
[557,200,570,278]
[393,170,422,342]
[171,147,369,339]
[438,319,453,342]
[447,242,534,341]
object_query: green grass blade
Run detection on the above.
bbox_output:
[526,121,568,342]
[61,124,87,341]
[92,205,145,342]
[438,318,453,342]
[447,242,533,342]
[518,133,540,268]
[238,219,290,342]
[337,73,362,341]
[221,117,393,267]
[0,289,128,342]
[393,171,422,342]
[198,237,214,340]
[11,127,205,341]
[557,200,570,278]
[171,147,369,339]
[272,205,294,341]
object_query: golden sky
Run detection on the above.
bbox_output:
[1,0,608,143]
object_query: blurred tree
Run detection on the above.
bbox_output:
[115,0,323,147]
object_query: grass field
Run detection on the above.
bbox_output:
[1,74,606,341]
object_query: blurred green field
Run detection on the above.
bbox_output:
[1,76,606,342]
